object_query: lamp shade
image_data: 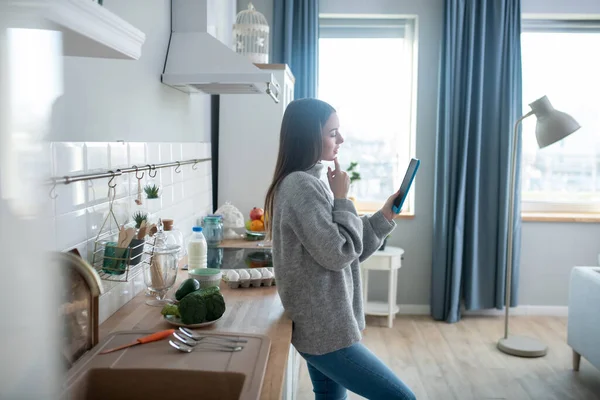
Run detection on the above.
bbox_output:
[528,96,581,149]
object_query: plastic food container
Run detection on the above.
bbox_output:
[188,268,222,289]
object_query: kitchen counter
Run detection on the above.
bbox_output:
[98,267,293,400]
[219,238,272,249]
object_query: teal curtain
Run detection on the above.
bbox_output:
[272,0,318,99]
[431,0,523,323]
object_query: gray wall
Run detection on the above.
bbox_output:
[239,0,600,308]
[50,0,211,143]
[318,0,442,307]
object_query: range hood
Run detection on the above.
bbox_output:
[161,0,279,103]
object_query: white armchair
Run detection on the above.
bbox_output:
[567,266,600,371]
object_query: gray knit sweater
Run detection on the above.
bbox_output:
[272,163,396,355]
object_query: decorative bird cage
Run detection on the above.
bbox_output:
[232,2,269,64]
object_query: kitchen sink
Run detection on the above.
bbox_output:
[63,330,270,400]
[69,368,245,400]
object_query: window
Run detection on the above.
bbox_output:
[318,16,417,214]
[521,20,600,213]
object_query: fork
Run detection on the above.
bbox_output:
[169,339,243,353]
[178,327,248,343]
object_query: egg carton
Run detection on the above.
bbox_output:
[222,267,276,289]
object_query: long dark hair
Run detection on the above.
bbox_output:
[264,98,336,236]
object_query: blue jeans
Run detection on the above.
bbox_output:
[300,342,416,400]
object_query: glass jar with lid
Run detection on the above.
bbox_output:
[161,218,186,262]
[202,214,224,246]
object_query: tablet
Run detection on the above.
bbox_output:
[392,158,420,214]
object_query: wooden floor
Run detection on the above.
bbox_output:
[297,315,600,400]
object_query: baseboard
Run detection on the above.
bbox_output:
[394,304,568,317]
[397,304,431,315]
[463,305,568,317]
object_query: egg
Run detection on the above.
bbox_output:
[227,270,240,282]
[250,269,262,279]
[238,269,250,280]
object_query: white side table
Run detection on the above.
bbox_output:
[360,246,404,328]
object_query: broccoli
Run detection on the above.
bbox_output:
[161,303,180,318]
[178,286,226,325]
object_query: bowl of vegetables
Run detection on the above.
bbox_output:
[161,278,226,327]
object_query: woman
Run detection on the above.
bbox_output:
[265,98,416,400]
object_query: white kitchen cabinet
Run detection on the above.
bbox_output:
[283,344,302,400]
[218,64,295,217]
[1,0,145,60]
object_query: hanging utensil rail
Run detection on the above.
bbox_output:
[48,158,210,199]
[48,158,210,186]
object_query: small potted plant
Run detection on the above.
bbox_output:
[133,210,148,229]
[144,183,160,199]
[144,183,161,214]
[347,161,361,203]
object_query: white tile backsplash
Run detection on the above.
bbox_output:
[173,182,185,204]
[160,166,173,187]
[182,143,196,160]
[88,175,130,206]
[50,140,212,323]
[128,143,146,166]
[171,143,183,162]
[159,143,172,162]
[147,143,160,165]
[86,202,110,240]
[184,179,197,198]
[53,142,84,175]
[55,181,87,214]
[109,142,128,169]
[85,142,109,172]
[200,143,211,159]
[56,209,88,251]
[160,185,174,208]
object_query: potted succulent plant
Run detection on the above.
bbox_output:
[143,183,161,216]
[133,210,148,229]
[144,183,160,199]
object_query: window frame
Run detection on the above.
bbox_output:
[520,18,600,217]
[317,14,419,217]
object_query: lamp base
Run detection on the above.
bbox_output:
[497,335,548,358]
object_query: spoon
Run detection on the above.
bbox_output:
[178,327,248,343]
[169,340,243,353]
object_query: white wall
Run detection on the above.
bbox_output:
[242,0,600,309]
[49,0,212,143]
[47,0,217,321]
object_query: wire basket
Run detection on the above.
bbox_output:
[90,181,155,282]
[91,233,152,282]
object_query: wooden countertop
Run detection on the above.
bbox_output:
[99,267,292,400]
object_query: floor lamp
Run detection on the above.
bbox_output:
[497,95,581,358]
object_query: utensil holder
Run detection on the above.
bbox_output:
[101,242,130,275]
[128,238,145,265]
